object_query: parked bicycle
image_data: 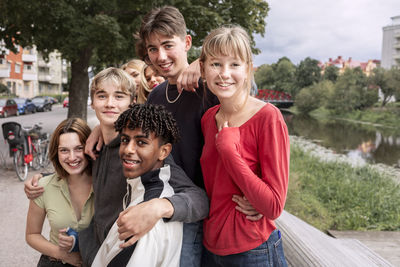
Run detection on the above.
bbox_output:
[2,122,50,181]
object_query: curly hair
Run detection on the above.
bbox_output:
[115,104,180,145]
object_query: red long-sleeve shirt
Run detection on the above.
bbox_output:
[200,103,290,255]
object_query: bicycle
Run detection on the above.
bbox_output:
[2,121,50,181]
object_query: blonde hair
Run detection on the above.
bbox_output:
[121,59,145,72]
[49,118,92,179]
[90,67,136,101]
[199,25,254,93]
[137,64,152,104]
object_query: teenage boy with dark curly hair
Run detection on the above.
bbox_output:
[93,104,195,267]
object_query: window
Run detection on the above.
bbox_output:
[15,63,21,73]
[24,64,32,70]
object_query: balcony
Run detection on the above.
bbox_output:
[0,68,10,78]
[22,54,37,62]
[38,59,51,67]
[38,74,52,82]
[394,42,400,49]
[23,73,37,81]
[62,77,68,84]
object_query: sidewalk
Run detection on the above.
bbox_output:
[0,166,49,266]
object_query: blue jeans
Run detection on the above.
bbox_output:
[201,229,287,267]
[180,221,203,267]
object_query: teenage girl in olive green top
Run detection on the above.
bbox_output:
[26,118,93,267]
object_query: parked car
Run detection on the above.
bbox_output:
[0,98,19,117]
[13,98,36,114]
[48,96,58,104]
[33,95,57,105]
[63,97,69,108]
[32,97,52,112]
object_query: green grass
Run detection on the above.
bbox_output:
[285,145,400,232]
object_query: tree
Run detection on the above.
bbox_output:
[0,83,9,95]
[274,57,296,93]
[388,67,400,102]
[254,57,295,93]
[295,80,333,114]
[255,64,275,90]
[323,65,339,82]
[326,68,376,112]
[1,0,269,119]
[369,67,394,107]
[293,57,321,97]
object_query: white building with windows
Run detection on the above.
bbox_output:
[381,16,400,69]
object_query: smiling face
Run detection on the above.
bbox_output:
[58,132,89,177]
[145,66,165,89]
[202,55,248,101]
[146,33,191,84]
[119,127,171,179]
[91,79,132,128]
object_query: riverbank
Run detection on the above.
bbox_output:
[295,103,400,133]
[286,135,400,233]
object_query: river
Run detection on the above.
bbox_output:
[282,111,400,169]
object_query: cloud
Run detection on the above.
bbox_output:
[254,0,400,66]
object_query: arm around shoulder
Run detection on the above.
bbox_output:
[164,156,209,223]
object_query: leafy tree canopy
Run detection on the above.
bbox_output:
[294,57,321,97]
[1,0,269,119]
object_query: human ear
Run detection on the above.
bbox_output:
[158,143,172,161]
[184,35,192,52]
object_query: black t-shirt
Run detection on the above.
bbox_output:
[147,80,219,188]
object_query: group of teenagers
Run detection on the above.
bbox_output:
[23,5,290,267]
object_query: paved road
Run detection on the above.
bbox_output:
[0,105,98,266]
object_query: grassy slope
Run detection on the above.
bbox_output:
[285,144,400,232]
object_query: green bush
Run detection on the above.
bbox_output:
[295,80,333,114]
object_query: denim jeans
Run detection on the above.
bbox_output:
[180,221,203,267]
[201,229,287,267]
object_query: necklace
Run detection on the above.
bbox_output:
[165,82,182,104]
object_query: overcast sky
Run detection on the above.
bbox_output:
[253,0,400,66]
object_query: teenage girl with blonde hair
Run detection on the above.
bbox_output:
[199,25,290,266]
[121,59,145,90]
[136,64,165,104]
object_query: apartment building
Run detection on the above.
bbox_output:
[381,15,400,69]
[0,43,67,98]
[321,56,380,76]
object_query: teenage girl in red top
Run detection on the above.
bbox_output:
[199,25,290,267]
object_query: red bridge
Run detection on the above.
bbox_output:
[256,89,294,108]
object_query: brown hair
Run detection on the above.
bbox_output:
[90,67,136,101]
[138,6,187,59]
[199,25,254,93]
[48,118,92,178]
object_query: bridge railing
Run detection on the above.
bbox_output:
[256,89,292,101]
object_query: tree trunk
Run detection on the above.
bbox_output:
[68,48,92,120]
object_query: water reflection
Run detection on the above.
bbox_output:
[283,112,400,168]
